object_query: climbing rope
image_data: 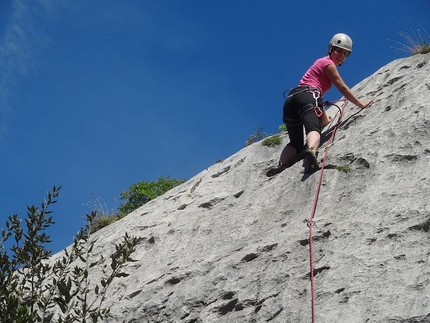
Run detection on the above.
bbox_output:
[307,99,348,323]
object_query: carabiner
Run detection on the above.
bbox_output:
[314,105,323,117]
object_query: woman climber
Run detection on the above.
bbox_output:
[267,33,374,177]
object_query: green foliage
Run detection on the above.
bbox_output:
[245,125,287,148]
[83,197,123,233]
[86,177,185,233]
[244,127,268,147]
[90,213,127,233]
[278,124,287,133]
[0,186,141,323]
[262,135,282,147]
[392,26,430,55]
[118,176,186,215]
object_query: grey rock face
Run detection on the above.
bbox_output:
[54,53,430,322]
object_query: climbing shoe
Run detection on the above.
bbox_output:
[266,163,288,177]
[266,147,309,177]
[303,147,319,173]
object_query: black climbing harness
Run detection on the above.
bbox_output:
[283,86,324,123]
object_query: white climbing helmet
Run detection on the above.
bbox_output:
[329,33,353,52]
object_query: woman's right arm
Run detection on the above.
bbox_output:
[325,64,373,108]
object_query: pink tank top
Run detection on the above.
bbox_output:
[298,56,334,95]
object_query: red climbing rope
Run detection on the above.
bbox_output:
[308,99,348,323]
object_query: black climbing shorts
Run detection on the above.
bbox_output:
[282,87,324,152]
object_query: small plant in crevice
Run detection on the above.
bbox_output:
[261,135,282,147]
[391,26,430,56]
[335,165,351,173]
[83,196,121,233]
[244,127,268,147]
[90,212,127,233]
[245,125,287,148]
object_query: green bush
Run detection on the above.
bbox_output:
[86,177,185,233]
[118,176,186,215]
[0,186,141,323]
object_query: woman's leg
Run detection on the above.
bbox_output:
[279,145,297,165]
[306,130,320,151]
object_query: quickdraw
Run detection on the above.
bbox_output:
[312,90,323,117]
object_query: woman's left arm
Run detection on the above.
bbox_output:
[325,64,373,108]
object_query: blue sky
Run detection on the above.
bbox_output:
[1,0,428,253]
